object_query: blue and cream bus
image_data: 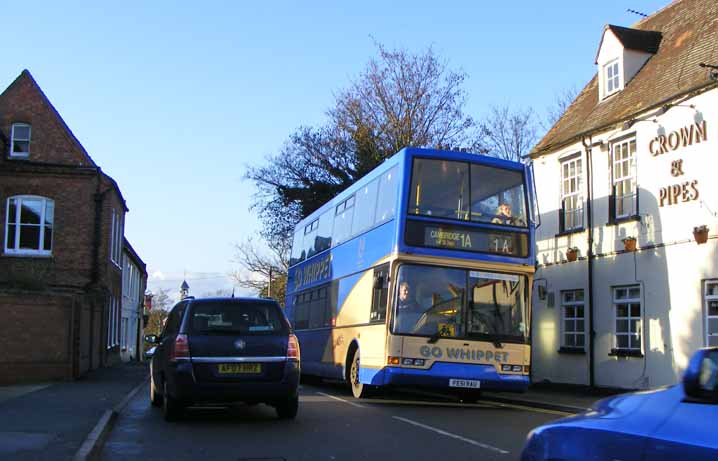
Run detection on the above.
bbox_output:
[285,147,537,398]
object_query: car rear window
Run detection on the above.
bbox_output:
[188,301,288,335]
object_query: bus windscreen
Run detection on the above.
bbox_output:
[393,264,529,343]
[409,158,527,227]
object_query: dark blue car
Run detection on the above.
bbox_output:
[522,347,718,460]
[146,297,300,421]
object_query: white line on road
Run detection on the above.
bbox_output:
[316,392,364,408]
[392,416,509,455]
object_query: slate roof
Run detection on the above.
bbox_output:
[532,0,718,157]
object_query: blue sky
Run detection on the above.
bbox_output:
[1,1,669,301]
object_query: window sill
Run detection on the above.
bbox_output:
[607,215,641,226]
[8,153,29,159]
[558,347,586,355]
[555,227,585,238]
[2,251,53,259]
[609,348,644,358]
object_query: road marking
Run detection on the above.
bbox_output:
[392,416,509,455]
[361,398,496,409]
[316,392,364,408]
[481,401,574,417]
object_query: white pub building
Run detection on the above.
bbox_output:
[530,0,718,389]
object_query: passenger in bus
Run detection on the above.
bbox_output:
[396,281,424,333]
[492,203,514,225]
[492,202,525,226]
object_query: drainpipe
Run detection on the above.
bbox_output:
[582,135,596,388]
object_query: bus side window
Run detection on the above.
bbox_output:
[370,264,390,322]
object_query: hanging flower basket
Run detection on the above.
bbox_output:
[622,237,637,252]
[693,225,709,244]
[566,247,579,262]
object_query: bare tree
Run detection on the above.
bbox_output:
[231,235,290,306]
[478,104,538,162]
[149,287,172,311]
[543,86,580,131]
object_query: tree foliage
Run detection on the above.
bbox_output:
[246,44,478,239]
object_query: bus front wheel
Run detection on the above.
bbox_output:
[350,349,371,399]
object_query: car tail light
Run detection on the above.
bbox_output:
[287,334,300,361]
[169,334,189,362]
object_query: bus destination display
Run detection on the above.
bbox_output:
[405,220,528,257]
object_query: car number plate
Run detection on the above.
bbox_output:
[449,379,480,389]
[217,363,261,374]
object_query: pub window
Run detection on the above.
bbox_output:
[705,281,718,347]
[612,285,642,355]
[604,59,621,96]
[370,264,390,322]
[559,157,583,232]
[561,290,585,349]
[610,138,638,221]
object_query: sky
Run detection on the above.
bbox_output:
[1,1,670,302]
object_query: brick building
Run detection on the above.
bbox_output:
[0,70,142,384]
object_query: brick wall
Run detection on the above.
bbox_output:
[0,292,73,384]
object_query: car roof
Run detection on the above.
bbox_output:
[187,296,280,305]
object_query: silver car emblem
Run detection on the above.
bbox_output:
[234,339,246,350]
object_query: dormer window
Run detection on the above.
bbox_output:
[604,59,621,96]
[10,123,31,158]
[595,25,662,102]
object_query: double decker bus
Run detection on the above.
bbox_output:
[285,147,536,398]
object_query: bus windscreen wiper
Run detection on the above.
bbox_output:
[427,332,442,344]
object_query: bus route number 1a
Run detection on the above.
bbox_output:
[491,235,512,254]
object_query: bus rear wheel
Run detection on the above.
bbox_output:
[349,349,371,399]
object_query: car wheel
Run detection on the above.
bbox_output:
[150,375,162,407]
[350,349,372,399]
[275,395,299,419]
[162,381,182,421]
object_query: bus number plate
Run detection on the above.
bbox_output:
[449,379,480,389]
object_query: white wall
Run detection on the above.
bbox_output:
[121,251,143,362]
[532,88,718,389]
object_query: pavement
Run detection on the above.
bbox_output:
[481,382,627,413]
[0,361,148,461]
